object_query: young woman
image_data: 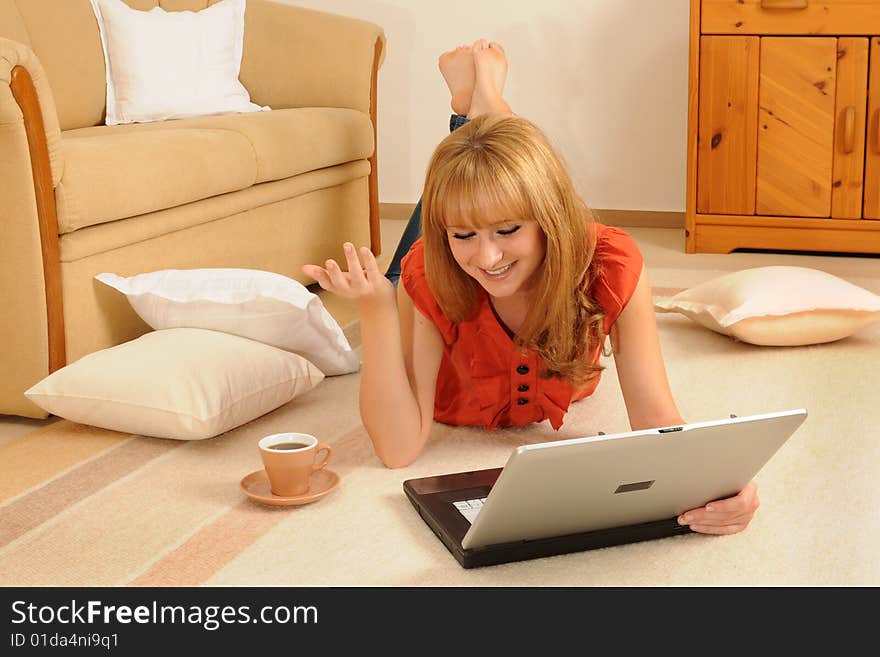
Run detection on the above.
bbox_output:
[303,40,759,535]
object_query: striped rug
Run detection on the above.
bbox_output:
[2,286,878,586]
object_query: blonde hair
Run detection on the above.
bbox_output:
[421,114,606,386]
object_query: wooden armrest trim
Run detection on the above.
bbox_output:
[10,65,66,372]
[369,37,382,256]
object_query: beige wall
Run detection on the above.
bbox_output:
[282,0,689,212]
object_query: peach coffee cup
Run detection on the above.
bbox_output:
[258,432,332,497]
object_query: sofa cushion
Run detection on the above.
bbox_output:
[56,127,257,235]
[59,161,371,262]
[185,108,374,185]
[56,107,374,234]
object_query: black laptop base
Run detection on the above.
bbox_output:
[404,474,694,569]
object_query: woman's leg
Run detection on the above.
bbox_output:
[468,40,512,118]
[385,42,512,285]
[384,199,424,286]
[441,44,477,116]
[383,111,473,286]
[384,45,479,286]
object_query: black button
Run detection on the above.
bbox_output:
[517,398,529,405]
[516,365,529,375]
[517,384,529,392]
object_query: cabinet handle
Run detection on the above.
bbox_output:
[843,106,856,154]
[760,0,808,9]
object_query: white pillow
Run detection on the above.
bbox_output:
[89,0,269,125]
[654,266,880,346]
[96,268,360,376]
[25,329,324,440]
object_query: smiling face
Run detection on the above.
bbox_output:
[421,115,602,384]
[445,216,546,300]
[421,115,590,324]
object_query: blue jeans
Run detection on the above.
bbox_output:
[385,114,471,286]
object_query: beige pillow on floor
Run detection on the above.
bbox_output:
[654,266,880,346]
[25,329,324,440]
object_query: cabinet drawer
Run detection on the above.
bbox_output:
[702,0,880,35]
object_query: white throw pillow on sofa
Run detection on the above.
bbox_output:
[25,329,324,440]
[654,266,880,346]
[96,268,360,375]
[89,0,269,125]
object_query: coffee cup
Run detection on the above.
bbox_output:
[258,432,332,497]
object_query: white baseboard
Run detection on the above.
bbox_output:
[380,203,683,228]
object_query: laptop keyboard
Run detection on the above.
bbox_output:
[453,498,487,524]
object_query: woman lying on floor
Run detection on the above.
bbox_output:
[303,40,759,535]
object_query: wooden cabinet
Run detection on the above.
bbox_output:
[686,0,880,254]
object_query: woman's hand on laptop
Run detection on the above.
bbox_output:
[677,480,760,535]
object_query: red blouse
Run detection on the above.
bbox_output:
[400,223,643,431]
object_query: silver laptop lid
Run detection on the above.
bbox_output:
[461,409,807,549]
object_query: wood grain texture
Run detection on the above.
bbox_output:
[686,0,702,253]
[9,66,66,373]
[831,37,869,219]
[702,0,880,35]
[368,37,382,256]
[694,212,880,253]
[865,38,880,219]
[686,6,880,252]
[696,35,759,215]
[756,37,836,218]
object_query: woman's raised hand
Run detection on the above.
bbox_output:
[302,243,395,309]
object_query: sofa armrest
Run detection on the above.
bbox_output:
[1,37,64,187]
[240,0,386,113]
[0,37,66,418]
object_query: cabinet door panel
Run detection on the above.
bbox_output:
[866,38,880,220]
[831,37,869,219]
[697,36,760,215]
[756,37,836,218]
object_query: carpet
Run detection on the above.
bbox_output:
[2,243,879,586]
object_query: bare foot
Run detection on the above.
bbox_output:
[468,40,511,118]
[438,44,475,116]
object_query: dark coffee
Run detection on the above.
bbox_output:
[269,442,310,451]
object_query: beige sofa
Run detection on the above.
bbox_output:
[0,0,385,418]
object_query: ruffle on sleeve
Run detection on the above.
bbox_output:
[591,224,644,333]
[400,239,457,343]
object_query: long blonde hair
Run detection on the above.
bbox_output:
[421,114,606,386]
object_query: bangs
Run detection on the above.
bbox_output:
[428,154,530,230]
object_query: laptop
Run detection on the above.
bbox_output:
[404,408,807,568]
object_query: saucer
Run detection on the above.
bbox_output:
[240,468,340,507]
